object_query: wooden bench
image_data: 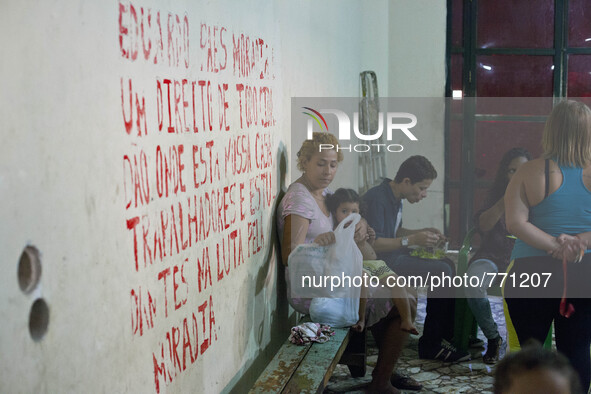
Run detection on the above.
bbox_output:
[249,326,366,393]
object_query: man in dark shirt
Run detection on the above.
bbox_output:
[363,155,470,362]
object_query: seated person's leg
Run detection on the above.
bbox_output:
[380,274,418,335]
[465,259,500,340]
[465,259,504,362]
[390,254,468,361]
[367,306,409,393]
[363,260,418,334]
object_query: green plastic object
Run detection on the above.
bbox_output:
[453,229,479,353]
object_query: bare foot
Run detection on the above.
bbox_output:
[366,381,400,393]
[400,320,419,335]
[352,319,365,332]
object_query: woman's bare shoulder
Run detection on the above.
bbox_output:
[517,158,545,177]
[524,157,545,168]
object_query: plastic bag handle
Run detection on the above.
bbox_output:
[333,213,361,243]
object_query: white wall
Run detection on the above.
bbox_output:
[0,1,444,393]
[278,1,391,195]
[387,0,447,230]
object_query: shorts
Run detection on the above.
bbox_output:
[363,259,395,280]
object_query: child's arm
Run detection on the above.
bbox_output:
[357,239,377,260]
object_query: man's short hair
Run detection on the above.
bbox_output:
[394,155,437,184]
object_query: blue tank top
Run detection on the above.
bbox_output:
[511,163,591,259]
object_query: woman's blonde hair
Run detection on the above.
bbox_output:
[296,132,343,172]
[542,100,591,167]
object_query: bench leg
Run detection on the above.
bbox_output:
[339,329,367,378]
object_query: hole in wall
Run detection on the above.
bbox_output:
[18,246,42,294]
[29,298,50,341]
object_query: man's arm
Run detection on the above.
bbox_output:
[398,227,444,243]
[364,197,442,252]
[397,227,443,236]
[372,236,407,253]
[362,198,403,252]
[372,230,442,252]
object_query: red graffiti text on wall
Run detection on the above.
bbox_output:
[216,229,244,282]
[152,295,217,393]
[130,286,157,336]
[200,23,228,73]
[119,1,189,68]
[123,146,150,209]
[232,32,273,79]
[121,78,148,136]
[126,184,242,272]
[156,78,230,134]
[235,84,275,129]
[155,144,187,198]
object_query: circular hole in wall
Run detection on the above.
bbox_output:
[18,246,42,293]
[29,298,50,341]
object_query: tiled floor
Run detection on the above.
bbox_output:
[325,293,508,393]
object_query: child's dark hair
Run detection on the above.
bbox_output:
[326,188,363,216]
[493,341,582,394]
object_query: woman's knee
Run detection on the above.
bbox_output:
[467,259,498,276]
[464,259,497,296]
[464,280,487,298]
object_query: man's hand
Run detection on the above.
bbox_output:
[367,226,376,245]
[410,231,441,247]
[314,231,336,246]
[422,227,445,238]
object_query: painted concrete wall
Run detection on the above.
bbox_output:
[0,1,444,393]
[387,0,447,231]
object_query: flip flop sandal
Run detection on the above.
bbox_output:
[391,372,423,391]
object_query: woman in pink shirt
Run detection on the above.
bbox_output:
[278,132,417,393]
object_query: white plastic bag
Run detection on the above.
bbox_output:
[288,213,363,328]
[309,297,359,328]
